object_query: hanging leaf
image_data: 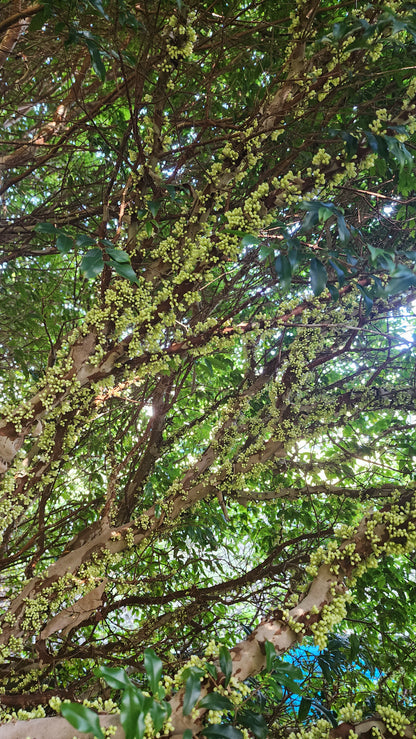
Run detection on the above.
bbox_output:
[337,214,350,244]
[298,697,313,722]
[85,39,106,81]
[183,671,203,715]
[327,283,339,301]
[219,645,233,687]
[61,703,105,739]
[144,648,163,694]
[80,248,104,278]
[150,700,169,733]
[310,258,328,295]
[274,254,292,289]
[111,259,139,283]
[357,284,373,313]
[328,258,346,286]
[120,687,146,739]
[148,200,162,218]
[56,232,74,254]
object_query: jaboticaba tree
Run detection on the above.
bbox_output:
[0,1,416,738]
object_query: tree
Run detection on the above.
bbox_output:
[0,0,416,736]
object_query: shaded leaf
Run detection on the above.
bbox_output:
[298,697,312,722]
[148,200,162,218]
[75,233,96,248]
[203,726,244,738]
[238,710,268,739]
[310,258,328,295]
[241,234,261,247]
[274,254,292,289]
[80,248,104,279]
[56,232,74,254]
[85,40,106,81]
[386,267,416,295]
[357,284,373,313]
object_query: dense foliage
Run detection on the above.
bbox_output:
[1,0,416,737]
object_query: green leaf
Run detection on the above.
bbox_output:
[328,258,346,286]
[183,672,202,716]
[205,660,218,680]
[120,687,145,739]
[357,284,373,313]
[298,697,312,722]
[327,283,339,301]
[111,259,139,283]
[203,726,244,738]
[105,247,130,263]
[219,645,233,687]
[264,640,276,672]
[75,233,96,248]
[198,693,234,711]
[150,700,168,733]
[274,254,292,289]
[61,703,105,739]
[144,648,163,694]
[87,0,108,17]
[80,248,104,279]
[310,258,328,295]
[86,40,106,81]
[148,200,162,218]
[386,268,416,296]
[337,214,350,244]
[349,634,360,661]
[28,5,52,32]
[241,234,261,248]
[183,731,193,739]
[385,135,413,171]
[238,710,268,739]
[56,232,74,254]
[34,222,58,235]
[259,244,274,261]
[98,665,133,690]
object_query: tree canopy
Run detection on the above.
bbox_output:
[1,0,416,737]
